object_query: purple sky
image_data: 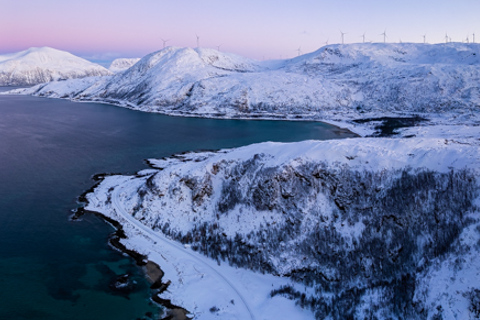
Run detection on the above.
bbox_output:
[1,0,479,61]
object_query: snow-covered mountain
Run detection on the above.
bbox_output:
[13,43,480,131]
[0,47,112,86]
[56,42,480,319]
[86,137,480,319]
[108,58,141,73]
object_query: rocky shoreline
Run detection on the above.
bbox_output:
[75,174,190,320]
[82,136,480,319]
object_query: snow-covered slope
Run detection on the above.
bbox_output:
[108,58,141,73]
[86,137,480,320]
[54,42,480,320]
[13,43,480,132]
[0,47,112,86]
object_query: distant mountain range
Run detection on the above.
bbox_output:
[13,43,480,130]
[108,58,141,73]
[0,47,111,86]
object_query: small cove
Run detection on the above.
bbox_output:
[0,90,356,319]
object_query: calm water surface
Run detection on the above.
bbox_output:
[0,90,356,320]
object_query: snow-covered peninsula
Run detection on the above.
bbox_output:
[10,43,480,135]
[0,47,111,86]
[86,138,480,319]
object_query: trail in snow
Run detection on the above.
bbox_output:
[112,184,256,320]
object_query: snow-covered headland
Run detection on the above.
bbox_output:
[7,43,479,318]
[8,43,480,136]
[0,47,111,86]
[86,138,480,319]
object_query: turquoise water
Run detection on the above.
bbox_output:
[0,91,356,319]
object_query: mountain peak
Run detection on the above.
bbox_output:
[136,46,261,73]
[0,47,112,86]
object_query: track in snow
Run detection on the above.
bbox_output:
[112,185,256,320]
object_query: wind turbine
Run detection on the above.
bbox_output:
[361,32,366,43]
[160,38,170,49]
[445,33,449,43]
[473,33,476,43]
[195,34,200,48]
[324,39,329,46]
[340,30,346,44]
[422,34,427,44]
[380,29,387,43]
[296,46,302,56]
[216,44,222,51]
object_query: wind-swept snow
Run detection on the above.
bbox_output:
[0,47,111,86]
[10,43,480,135]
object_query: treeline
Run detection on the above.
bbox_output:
[137,158,479,319]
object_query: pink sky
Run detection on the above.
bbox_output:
[2,0,479,61]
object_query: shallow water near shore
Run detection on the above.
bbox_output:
[0,89,356,319]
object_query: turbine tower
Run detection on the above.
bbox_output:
[324,39,329,46]
[361,32,366,43]
[340,30,346,44]
[216,44,222,51]
[380,29,387,43]
[196,34,200,48]
[422,34,427,44]
[473,33,476,43]
[296,46,302,56]
[445,33,449,43]
[160,38,170,49]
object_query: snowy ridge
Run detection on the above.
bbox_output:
[108,58,141,73]
[86,137,480,319]
[0,47,111,86]
[11,43,480,134]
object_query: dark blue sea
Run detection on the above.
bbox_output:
[0,89,355,319]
